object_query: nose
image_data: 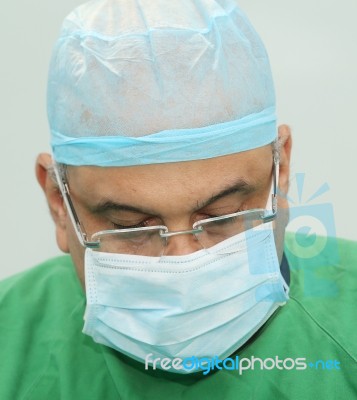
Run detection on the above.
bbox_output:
[162,233,203,256]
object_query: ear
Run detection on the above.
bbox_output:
[35,153,69,253]
[273,125,292,264]
[277,124,292,196]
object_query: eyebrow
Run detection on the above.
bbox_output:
[196,179,253,210]
[88,178,254,216]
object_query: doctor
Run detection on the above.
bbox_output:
[0,0,356,398]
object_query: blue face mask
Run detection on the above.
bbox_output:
[82,222,289,374]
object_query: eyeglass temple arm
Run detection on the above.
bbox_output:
[262,156,279,223]
[53,166,100,249]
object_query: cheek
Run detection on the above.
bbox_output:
[66,216,86,289]
[274,198,290,264]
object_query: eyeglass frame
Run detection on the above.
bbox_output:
[53,156,279,251]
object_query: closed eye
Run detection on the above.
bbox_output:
[110,216,162,230]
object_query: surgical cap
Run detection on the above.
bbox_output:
[48,0,276,167]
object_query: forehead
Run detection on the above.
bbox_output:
[67,145,272,204]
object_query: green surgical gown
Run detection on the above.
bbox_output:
[0,234,356,399]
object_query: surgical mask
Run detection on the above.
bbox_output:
[82,222,289,373]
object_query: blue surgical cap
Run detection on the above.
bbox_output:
[48,0,276,166]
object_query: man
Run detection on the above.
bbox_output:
[1,0,356,398]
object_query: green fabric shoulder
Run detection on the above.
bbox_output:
[284,233,357,362]
[0,256,84,399]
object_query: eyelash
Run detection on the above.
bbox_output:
[111,221,150,230]
[110,207,246,230]
[201,207,244,219]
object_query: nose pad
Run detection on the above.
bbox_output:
[162,234,203,256]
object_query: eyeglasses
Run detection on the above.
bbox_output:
[54,158,278,256]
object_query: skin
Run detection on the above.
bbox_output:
[36,125,292,287]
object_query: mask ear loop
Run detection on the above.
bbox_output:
[276,158,290,300]
[269,150,289,299]
[271,150,279,212]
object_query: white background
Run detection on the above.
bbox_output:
[0,0,356,279]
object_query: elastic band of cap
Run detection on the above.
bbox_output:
[51,106,277,166]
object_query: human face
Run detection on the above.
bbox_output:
[36,126,292,286]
